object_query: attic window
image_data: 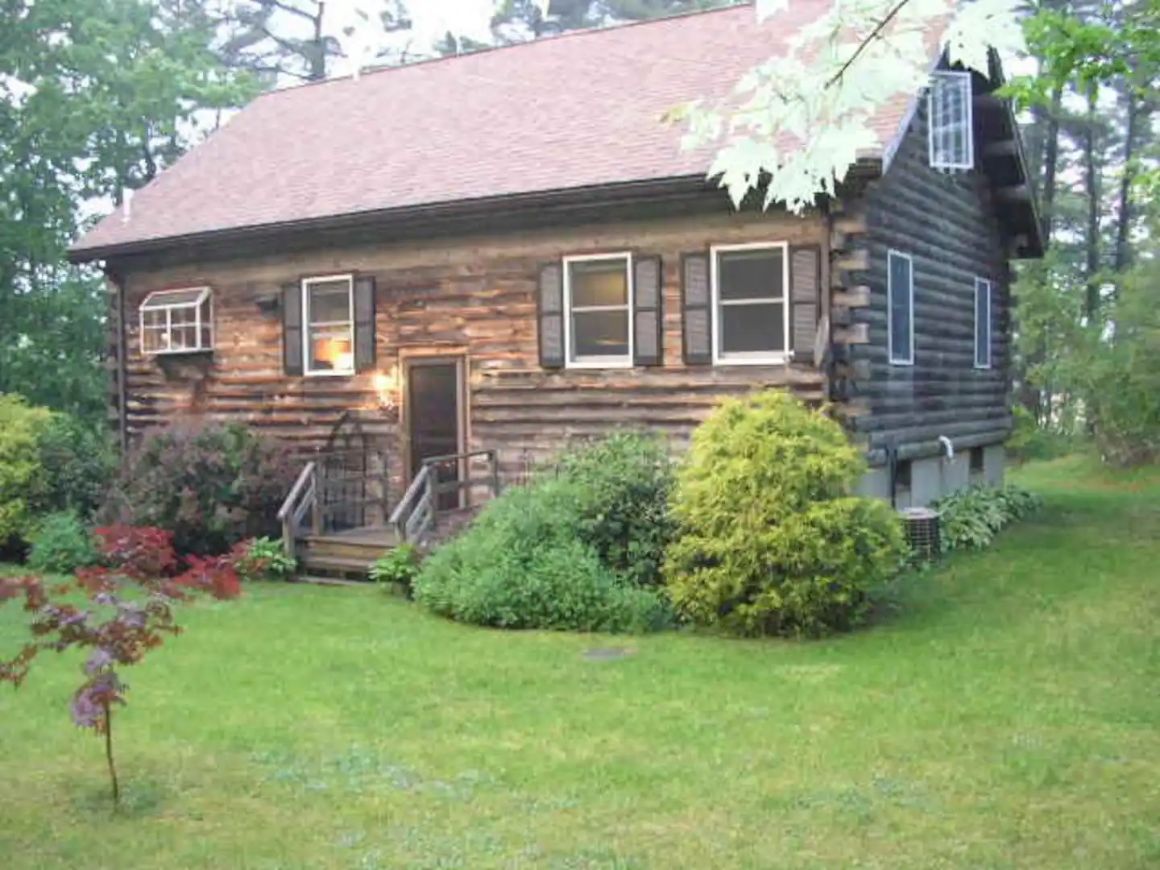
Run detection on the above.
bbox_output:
[928,71,973,170]
[139,287,213,355]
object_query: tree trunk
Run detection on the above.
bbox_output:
[104,702,120,808]
[1041,81,1063,242]
[1113,85,1139,274]
[1082,86,1101,323]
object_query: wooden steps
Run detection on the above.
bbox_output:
[296,526,398,582]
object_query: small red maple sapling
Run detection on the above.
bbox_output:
[0,526,241,807]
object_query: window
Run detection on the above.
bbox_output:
[139,287,213,355]
[970,446,985,477]
[303,274,354,375]
[888,250,914,365]
[974,277,992,369]
[563,253,633,367]
[711,242,789,364]
[928,71,974,170]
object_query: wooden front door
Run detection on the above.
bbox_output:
[406,357,464,510]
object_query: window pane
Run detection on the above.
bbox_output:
[572,309,628,359]
[570,259,628,308]
[170,325,197,351]
[889,254,912,362]
[975,282,990,366]
[170,305,197,328]
[309,326,353,372]
[720,302,784,354]
[142,327,166,353]
[718,248,783,301]
[307,280,352,324]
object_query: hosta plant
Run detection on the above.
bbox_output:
[0,525,241,807]
[232,536,297,582]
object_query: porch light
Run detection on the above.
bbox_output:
[372,369,400,410]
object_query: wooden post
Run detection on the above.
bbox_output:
[489,450,500,497]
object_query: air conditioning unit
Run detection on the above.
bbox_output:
[900,507,941,560]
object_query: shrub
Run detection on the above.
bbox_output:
[555,432,675,587]
[413,479,671,633]
[101,422,296,555]
[369,543,420,596]
[29,415,117,520]
[934,484,1041,552]
[664,391,905,637]
[232,536,297,582]
[0,394,54,549]
[26,512,100,575]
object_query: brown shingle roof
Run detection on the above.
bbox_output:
[72,2,916,258]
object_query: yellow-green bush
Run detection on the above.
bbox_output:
[0,394,55,548]
[663,391,904,637]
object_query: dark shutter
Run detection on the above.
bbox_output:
[353,275,376,372]
[681,252,711,365]
[790,245,821,363]
[282,282,303,376]
[538,262,564,368]
[633,255,663,366]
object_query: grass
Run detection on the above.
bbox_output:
[2,455,1158,868]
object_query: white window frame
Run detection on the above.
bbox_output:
[710,241,791,366]
[974,277,992,369]
[928,70,974,171]
[562,252,634,369]
[302,273,355,377]
[887,250,915,366]
[138,286,214,356]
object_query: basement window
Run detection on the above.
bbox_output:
[929,71,974,170]
[139,286,214,355]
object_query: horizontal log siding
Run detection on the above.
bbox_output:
[849,97,1011,453]
[115,210,826,493]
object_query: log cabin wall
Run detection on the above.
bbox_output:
[112,208,828,498]
[831,92,1012,464]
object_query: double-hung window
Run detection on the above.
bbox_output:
[974,277,992,369]
[564,253,633,368]
[139,286,213,355]
[888,250,914,365]
[303,274,355,376]
[929,71,974,170]
[711,242,789,364]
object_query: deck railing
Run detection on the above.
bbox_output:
[389,449,501,544]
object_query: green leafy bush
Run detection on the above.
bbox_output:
[0,394,55,549]
[369,543,421,596]
[101,422,297,556]
[26,512,100,574]
[413,480,672,633]
[29,415,117,520]
[664,391,905,637]
[555,432,675,587]
[231,536,297,582]
[934,484,1042,552]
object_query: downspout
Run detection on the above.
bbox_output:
[101,263,129,456]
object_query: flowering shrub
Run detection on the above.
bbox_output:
[0,525,241,806]
[101,421,296,555]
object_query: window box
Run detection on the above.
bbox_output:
[139,286,214,355]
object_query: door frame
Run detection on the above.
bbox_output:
[400,352,468,496]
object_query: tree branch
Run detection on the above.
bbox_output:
[825,0,916,89]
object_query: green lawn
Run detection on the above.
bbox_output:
[2,456,1158,869]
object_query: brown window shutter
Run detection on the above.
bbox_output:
[538,262,564,368]
[633,255,663,366]
[282,282,303,376]
[790,245,821,363]
[353,275,376,372]
[681,252,711,365]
